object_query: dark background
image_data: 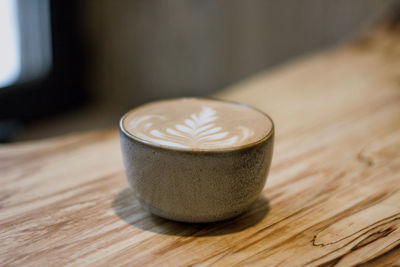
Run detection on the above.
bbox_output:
[0,0,394,141]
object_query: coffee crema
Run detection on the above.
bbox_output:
[122,98,272,150]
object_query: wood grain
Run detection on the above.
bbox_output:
[1,25,400,266]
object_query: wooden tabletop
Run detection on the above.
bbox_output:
[1,26,400,266]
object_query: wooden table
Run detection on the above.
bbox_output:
[2,26,400,266]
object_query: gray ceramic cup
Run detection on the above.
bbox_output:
[120,99,274,223]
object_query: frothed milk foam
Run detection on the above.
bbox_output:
[122,98,272,150]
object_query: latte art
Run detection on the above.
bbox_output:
[129,106,254,149]
[122,98,272,150]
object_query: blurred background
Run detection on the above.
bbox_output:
[0,0,395,142]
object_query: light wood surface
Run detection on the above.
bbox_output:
[1,25,400,266]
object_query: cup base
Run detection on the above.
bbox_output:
[136,195,254,223]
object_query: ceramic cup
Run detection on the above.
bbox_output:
[120,98,274,223]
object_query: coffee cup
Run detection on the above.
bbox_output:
[120,98,274,223]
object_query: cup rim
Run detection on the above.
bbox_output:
[119,97,274,153]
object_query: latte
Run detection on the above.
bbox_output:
[122,98,272,150]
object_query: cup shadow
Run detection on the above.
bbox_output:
[112,187,270,237]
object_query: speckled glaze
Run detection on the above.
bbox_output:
[120,99,274,223]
